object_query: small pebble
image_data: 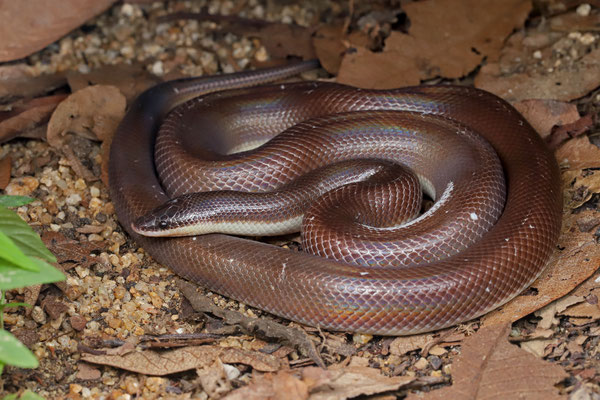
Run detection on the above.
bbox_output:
[576,3,591,16]
[428,355,442,370]
[223,364,241,380]
[31,306,47,325]
[353,333,373,344]
[414,357,429,370]
[4,176,39,196]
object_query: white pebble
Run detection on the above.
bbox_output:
[576,3,591,16]
[66,193,82,206]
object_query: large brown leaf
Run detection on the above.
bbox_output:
[0,0,116,62]
[408,324,567,399]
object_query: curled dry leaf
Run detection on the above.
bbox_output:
[337,0,531,88]
[82,345,281,376]
[0,0,116,62]
[408,324,567,400]
[224,366,416,400]
[46,84,126,147]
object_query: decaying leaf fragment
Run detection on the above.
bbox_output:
[46,85,126,147]
[408,324,567,400]
[223,366,416,400]
[82,345,281,376]
[337,0,531,88]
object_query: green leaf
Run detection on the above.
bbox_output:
[0,206,56,263]
[19,391,45,400]
[0,195,34,208]
[0,258,65,291]
[0,330,38,368]
[2,394,17,400]
[0,231,39,272]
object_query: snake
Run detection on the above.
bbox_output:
[108,59,562,335]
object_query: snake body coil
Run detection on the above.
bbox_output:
[109,61,562,335]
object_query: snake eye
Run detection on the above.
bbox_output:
[158,220,169,229]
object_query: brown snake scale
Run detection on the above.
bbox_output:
[109,61,562,335]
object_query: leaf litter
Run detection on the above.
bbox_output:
[0,0,599,398]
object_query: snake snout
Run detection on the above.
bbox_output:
[131,201,183,237]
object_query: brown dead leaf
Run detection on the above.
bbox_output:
[338,47,421,88]
[0,64,66,101]
[82,345,281,376]
[41,231,104,270]
[513,99,581,139]
[0,0,116,62]
[338,0,531,88]
[476,46,600,103]
[560,300,600,322]
[224,370,309,400]
[0,155,11,190]
[46,85,126,147]
[224,366,416,400]
[408,324,567,400]
[66,64,161,103]
[536,295,584,330]
[253,23,316,61]
[197,359,232,398]
[569,170,600,208]
[75,362,101,381]
[0,94,67,144]
[312,25,372,75]
[389,334,436,356]
[556,135,600,170]
[547,114,594,150]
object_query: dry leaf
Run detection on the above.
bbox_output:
[0,64,66,101]
[408,324,567,400]
[520,339,558,358]
[252,23,316,61]
[338,0,531,88]
[82,345,281,376]
[224,370,309,400]
[0,0,116,62]
[197,359,232,398]
[536,295,584,330]
[556,136,600,170]
[513,99,581,138]
[0,95,68,144]
[0,155,11,190]
[312,25,371,75]
[76,362,101,381]
[476,45,600,102]
[46,84,126,147]
[41,231,105,270]
[224,366,416,400]
[389,334,436,356]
